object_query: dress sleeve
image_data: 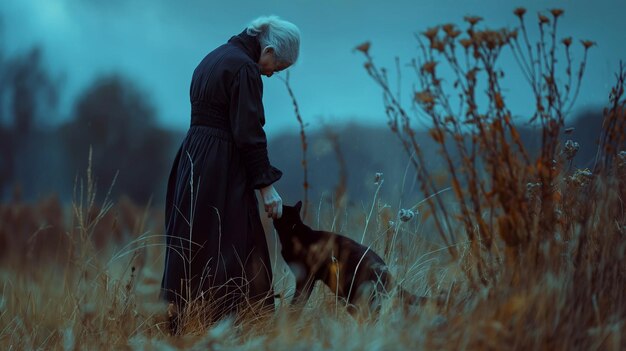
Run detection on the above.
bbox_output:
[229,62,283,189]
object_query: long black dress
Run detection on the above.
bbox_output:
[160,30,281,321]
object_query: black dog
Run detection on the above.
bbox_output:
[273,201,425,315]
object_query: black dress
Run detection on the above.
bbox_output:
[160,30,281,321]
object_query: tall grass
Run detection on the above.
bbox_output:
[0,7,624,350]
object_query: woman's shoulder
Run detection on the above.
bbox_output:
[236,61,261,77]
[222,43,261,77]
[195,43,254,76]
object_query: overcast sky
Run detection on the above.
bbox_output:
[1,0,625,135]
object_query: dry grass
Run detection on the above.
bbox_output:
[1,8,625,350]
[0,164,456,350]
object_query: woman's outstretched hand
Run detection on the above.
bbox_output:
[259,185,283,219]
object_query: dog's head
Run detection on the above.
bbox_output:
[273,201,303,235]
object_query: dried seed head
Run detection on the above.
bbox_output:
[423,27,439,41]
[374,172,383,185]
[442,23,458,38]
[538,14,550,25]
[562,140,580,160]
[355,42,371,54]
[422,61,437,74]
[415,90,435,105]
[431,39,446,52]
[550,9,564,18]
[568,168,593,187]
[459,38,472,49]
[476,30,508,50]
[514,7,526,18]
[562,37,572,47]
[399,209,416,222]
[464,16,483,26]
[581,40,596,49]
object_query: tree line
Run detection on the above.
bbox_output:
[0,39,607,206]
[0,41,175,203]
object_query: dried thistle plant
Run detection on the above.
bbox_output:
[358,8,625,350]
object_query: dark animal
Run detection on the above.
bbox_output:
[273,201,425,316]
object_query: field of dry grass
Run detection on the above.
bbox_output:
[1,8,625,350]
[0,166,454,349]
[1,148,623,349]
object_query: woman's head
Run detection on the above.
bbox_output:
[247,15,300,77]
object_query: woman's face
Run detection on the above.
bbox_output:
[258,47,290,77]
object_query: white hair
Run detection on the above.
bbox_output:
[246,15,300,65]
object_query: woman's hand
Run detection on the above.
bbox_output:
[259,185,283,219]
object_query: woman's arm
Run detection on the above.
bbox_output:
[229,63,283,219]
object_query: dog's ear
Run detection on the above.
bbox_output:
[295,201,303,214]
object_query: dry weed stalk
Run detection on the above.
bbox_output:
[358,7,594,282]
[358,8,625,349]
[281,72,310,219]
[323,127,349,233]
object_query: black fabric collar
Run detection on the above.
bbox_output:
[228,29,261,63]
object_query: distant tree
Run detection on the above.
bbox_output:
[0,126,12,197]
[61,74,173,203]
[0,47,59,135]
[0,17,59,197]
[9,47,59,135]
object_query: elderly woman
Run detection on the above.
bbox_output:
[160,16,300,330]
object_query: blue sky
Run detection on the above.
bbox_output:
[1,0,625,135]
